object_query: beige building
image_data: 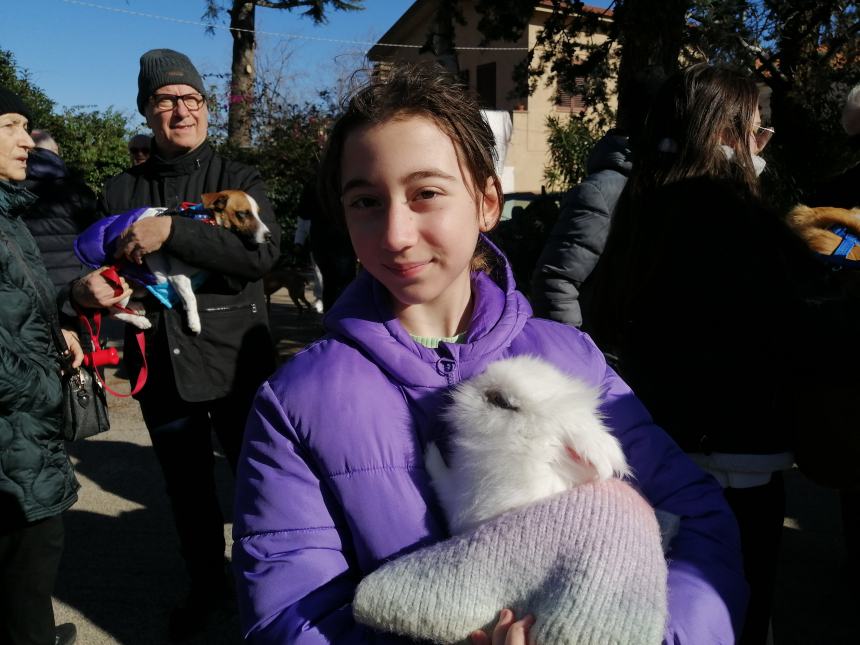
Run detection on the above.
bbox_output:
[368,0,615,194]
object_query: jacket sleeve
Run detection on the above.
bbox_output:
[589,341,749,644]
[530,180,614,327]
[163,170,281,281]
[233,382,401,644]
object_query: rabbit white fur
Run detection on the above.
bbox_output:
[425,355,630,535]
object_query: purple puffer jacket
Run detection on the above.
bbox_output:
[233,251,749,644]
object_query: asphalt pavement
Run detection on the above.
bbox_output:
[51,289,854,644]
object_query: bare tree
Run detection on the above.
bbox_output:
[203,0,363,148]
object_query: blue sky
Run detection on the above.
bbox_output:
[2,0,415,128]
[3,0,613,130]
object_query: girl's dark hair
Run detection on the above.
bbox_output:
[318,62,503,233]
[587,63,762,349]
[630,63,761,195]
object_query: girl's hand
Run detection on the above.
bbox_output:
[60,328,84,369]
[469,609,535,645]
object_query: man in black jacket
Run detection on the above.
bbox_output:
[72,48,280,641]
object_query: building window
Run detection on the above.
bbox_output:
[476,62,496,109]
[555,77,586,114]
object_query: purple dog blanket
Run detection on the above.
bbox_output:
[74,205,212,307]
[74,207,164,287]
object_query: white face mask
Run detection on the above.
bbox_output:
[719,144,767,177]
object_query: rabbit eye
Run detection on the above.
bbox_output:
[485,389,518,411]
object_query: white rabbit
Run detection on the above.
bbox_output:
[426,355,630,534]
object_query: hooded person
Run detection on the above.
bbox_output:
[22,130,98,289]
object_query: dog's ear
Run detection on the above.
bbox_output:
[202,192,229,211]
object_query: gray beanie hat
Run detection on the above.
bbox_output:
[137,48,204,115]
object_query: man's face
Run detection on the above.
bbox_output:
[0,113,34,181]
[144,84,208,158]
[128,135,151,166]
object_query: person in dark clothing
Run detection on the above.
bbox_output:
[797,81,860,585]
[22,131,98,289]
[588,64,804,645]
[0,88,82,645]
[71,49,281,641]
[530,133,631,326]
[805,83,859,209]
[295,177,356,312]
[127,133,151,167]
[531,69,663,328]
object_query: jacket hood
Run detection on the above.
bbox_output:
[586,131,632,176]
[323,236,532,388]
[26,147,68,181]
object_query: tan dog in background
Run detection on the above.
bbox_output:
[788,204,860,261]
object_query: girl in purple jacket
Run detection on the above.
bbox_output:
[233,63,749,644]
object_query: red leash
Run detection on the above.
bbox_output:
[76,266,148,397]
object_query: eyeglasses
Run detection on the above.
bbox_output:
[129,147,150,154]
[754,125,775,152]
[150,94,206,113]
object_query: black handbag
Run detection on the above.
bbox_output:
[2,230,110,440]
[53,318,111,441]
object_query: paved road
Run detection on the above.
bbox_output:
[52,290,853,644]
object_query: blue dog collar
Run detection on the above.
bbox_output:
[821,225,860,269]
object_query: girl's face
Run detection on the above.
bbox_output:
[340,115,499,336]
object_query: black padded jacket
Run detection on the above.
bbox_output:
[98,141,281,403]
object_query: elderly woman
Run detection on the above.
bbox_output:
[0,87,83,645]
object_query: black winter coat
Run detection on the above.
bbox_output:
[22,148,97,289]
[98,141,280,403]
[0,180,79,525]
[608,177,804,455]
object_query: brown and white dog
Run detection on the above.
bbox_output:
[114,190,271,333]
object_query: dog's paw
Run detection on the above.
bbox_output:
[114,312,152,330]
[186,316,201,334]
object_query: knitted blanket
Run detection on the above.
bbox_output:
[354,479,667,645]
